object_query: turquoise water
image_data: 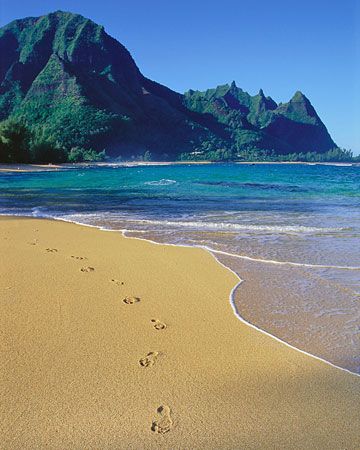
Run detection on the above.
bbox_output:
[1,163,359,372]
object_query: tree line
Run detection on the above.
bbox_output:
[0,117,358,164]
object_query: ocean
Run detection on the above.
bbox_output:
[1,162,359,373]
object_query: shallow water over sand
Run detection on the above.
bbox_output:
[1,163,359,372]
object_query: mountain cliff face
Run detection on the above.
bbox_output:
[0,11,336,160]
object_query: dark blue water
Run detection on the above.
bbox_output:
[1,163,359,372]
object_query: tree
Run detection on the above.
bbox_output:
[0,118,31,163]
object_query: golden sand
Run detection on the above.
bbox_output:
[0,217,359,449]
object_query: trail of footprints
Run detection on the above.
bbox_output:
[118,277,171,433]
[28,238,172,433]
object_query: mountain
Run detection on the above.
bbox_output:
[0,11,336,161]
[184,83,335,154]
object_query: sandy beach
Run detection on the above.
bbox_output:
[0,216,359,449]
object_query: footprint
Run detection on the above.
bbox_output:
[71,255,87,260]
[80,266,95,273]
[151,405,173,434]
[139,351,159,368]
[46,248,58,253]
[123,296,140,305]
[111,278,124,286]
[151,319,167,330]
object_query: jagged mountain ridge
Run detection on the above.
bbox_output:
[0,10,336,158]
[184,83,335,153]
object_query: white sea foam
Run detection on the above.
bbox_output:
[144,179,177,186]
[208,248,360,270]
[31,207,49,217]
[123,218,348,234]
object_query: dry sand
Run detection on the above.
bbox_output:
[0,217,359,449]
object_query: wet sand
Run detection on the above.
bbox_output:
[216,253,360,374]
[0,217,359,449]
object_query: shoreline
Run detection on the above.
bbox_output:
[0,160,358,172]
[3,213,359,376]
[124,228,360,378]
[1,216,359,447]
[55,215,360,377]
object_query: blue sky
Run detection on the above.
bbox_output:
[1,0,359,153]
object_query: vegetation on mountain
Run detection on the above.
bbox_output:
[0,10,351,163]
